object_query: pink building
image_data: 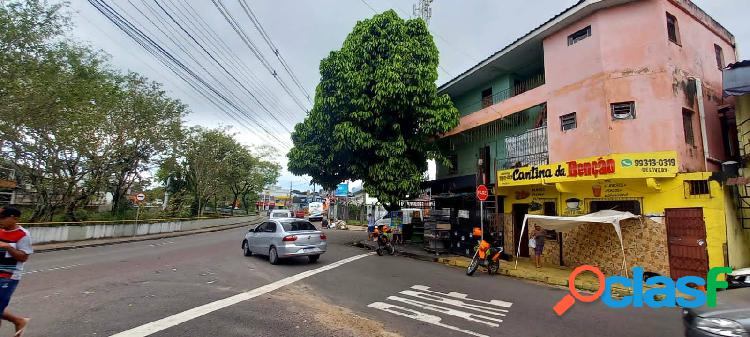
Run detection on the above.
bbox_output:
[438,0,737,178]
[431,0,748,277]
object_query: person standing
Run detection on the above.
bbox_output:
[0,207,31,336]
[367,213,375,240]
[531,224,546,268]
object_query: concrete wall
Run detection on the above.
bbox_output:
[27,216,258,245]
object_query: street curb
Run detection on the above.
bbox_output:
[35,218,264,253]
[351,240,640,298]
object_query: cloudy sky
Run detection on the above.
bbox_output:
[66,0,749,192]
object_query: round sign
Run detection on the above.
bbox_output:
[476,185,489,201]
[136,193,146,201]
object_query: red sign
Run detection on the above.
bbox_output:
[476,185,489,201]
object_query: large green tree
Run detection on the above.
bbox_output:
[287,10,458,209]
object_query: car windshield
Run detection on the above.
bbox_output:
[271,211,289,218]
[280,220,317,231]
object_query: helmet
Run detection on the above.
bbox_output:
[472,227,482,237]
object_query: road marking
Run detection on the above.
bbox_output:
[109,252,374,337]
[368,285,512,337]
[22,264,82,275]
[148,241,175,247]
[368,302,489,337]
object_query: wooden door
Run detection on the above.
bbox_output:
[665,208,709,279]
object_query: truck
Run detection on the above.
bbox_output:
[308,202,324,222]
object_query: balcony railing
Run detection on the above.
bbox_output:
[458,73,545,115]
[497,126,549,169]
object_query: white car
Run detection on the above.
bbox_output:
[269,209,292,219]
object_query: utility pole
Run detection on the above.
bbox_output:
[289,181,292,209]
[413,0,433,26]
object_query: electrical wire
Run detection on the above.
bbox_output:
[237,0,312,103]
[88,0,293,150]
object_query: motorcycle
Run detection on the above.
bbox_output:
[373,225,395,256]
[466,228,503,276]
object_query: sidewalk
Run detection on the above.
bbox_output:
[35,217,263,252]
[356,239,641,297]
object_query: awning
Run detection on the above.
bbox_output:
[724,60,750,96]
[515,210,639,275]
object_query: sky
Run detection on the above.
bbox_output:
[65,0,750,193]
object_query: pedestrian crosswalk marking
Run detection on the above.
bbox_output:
[386,296,503,327]
[368,285,513,337]
[368,302,490,337]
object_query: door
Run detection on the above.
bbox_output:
[249,222,267,252]
[260,222,278,253]
[665,208,709,280]
[478,146,491,185]
[513,204,530,257]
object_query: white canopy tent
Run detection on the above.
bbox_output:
[515,210,639,275]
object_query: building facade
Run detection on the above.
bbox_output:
[433,0,747,277]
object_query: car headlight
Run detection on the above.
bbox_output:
[696,317,748,337]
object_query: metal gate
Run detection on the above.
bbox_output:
[665,208,708,280]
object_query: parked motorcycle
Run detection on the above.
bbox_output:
[373,225,395,256]
[466,228,503,276]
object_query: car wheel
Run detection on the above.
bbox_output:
[269,246,279,265]
[308,255,320,263]
[243,241,252,257]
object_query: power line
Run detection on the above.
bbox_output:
[210,0,310,114]
[237,0,312,103]
[88,0,293,150]
[129,0,297,139]
[151,0,295,135]
[161,0,299,124]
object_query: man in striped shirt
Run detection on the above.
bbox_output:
[0,207,31,336]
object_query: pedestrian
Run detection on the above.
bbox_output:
[531,224,546,268]
[367,213,375,240]
[0,206,31,336]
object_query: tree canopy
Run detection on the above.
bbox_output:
[287,10,459,208]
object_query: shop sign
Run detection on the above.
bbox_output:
[496,151,678,187]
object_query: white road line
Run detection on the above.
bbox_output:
[386,296,503,327]
[368,302,489,337]
[411,285,513,308]
[399,290,509,317]
[109,252,374,337]
[22,264,82,275]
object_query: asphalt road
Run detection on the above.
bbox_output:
[4,222,684,337]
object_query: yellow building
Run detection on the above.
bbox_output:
[496,151,743,278]
[724,60,750,269]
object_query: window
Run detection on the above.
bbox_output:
[666,13,680,45]
[568,25,592,45]
[611,101,636,120]
[281,220,317,232]
[265,222,277,232]
[685,180,710,196]
[448,154,458,175]
[715,44,725,70]
[560,112,577,131]
[682,109,695,146]
[590,200,642,215]
[481,88,493,108]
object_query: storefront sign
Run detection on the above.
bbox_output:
[496,151,678,187]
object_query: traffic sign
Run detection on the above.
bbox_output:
[136,193,146,202]
[476,185,489,201]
